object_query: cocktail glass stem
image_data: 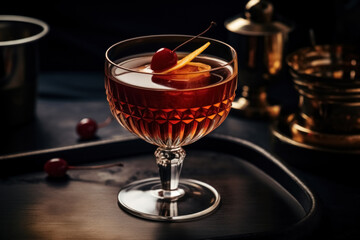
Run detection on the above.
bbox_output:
[155,147,186,200]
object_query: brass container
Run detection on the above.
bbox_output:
[225,0,291,118]
[286,45,360,149]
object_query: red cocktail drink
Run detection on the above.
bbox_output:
[105,54,237,148]
[105,35,237,221]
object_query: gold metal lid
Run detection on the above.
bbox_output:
[225,0,291,36]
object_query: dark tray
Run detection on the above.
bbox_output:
[0,134,318,240]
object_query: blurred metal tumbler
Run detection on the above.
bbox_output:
[0,15,48,127]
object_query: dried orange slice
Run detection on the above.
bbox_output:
[152,61,211,89]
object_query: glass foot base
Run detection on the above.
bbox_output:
[118,177,221,222]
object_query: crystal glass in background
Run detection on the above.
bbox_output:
[286,45,360,149]
[105,35,237,221]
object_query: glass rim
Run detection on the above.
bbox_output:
[0,15,49,46]
[105,34,237,76]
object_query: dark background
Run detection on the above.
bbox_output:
[2,1,360,239]
[2,0,360,72]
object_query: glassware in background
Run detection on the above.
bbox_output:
[285,44,360,149]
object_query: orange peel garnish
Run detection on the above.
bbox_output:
[160,42,211,73]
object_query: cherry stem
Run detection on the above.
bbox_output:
[68,162,123,170]
[172,21,216,53]
[97,115,113,128]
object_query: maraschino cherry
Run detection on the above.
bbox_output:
[150,48,177,71]
[150,21,216,72]
[76,116,112,140]
[76,118,98,140]
[44,158,69,178]
[44,158,123,178]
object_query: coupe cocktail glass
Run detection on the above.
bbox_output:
[105,35,237,221]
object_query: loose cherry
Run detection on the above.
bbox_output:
[150,21,216,72]
[76,116,112,140]
[44,158,124,178]
[44,158,69,178]
[150,48,178,72]
[76,118,98,140]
